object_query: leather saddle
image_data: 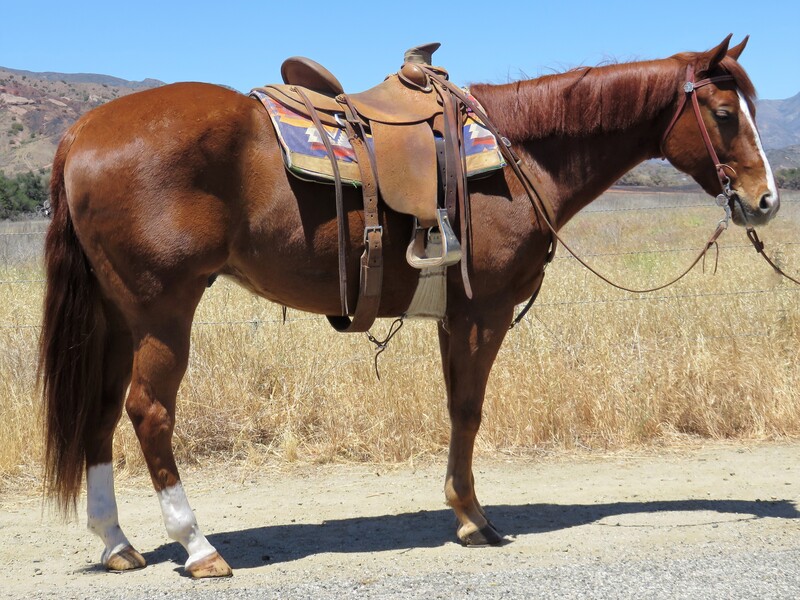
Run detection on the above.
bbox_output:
[254,43,478,333]
[260,43,461,269]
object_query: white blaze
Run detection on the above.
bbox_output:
[738,91,779,200]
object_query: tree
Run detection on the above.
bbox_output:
[0,170,50,219]
[775,168,800,190]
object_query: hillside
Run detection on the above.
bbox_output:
[766,144,800,170]
[1,66,799,180]
[0,67,163,174]
[756,92,800,150]
[0,66,162,90]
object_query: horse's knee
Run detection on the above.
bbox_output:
[450,410,481,434]
[124,386,179,488]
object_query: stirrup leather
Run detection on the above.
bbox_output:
[406,208,462,269]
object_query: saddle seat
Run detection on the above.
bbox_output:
[263,52,452,231]
[278,57,446,126]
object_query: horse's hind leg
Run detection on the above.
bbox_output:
[124,291,232,578]
[83,306,145,571]
[438,304,512,545]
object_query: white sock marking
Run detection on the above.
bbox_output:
[86,463,133,564]
[157,481,217,568]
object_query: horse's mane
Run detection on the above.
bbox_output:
[469,54,757,143]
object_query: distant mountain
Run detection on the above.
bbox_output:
[1,66,799,179]
[757,92,800,150]
[0,67,164,174]
[767,144,800,171]
[0,66,162,90]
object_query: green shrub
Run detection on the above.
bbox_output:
[776,168,800,190]
[0,170,50,219]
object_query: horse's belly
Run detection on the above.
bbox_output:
[223,200,420,316]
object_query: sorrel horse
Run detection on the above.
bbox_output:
[39,36,779,577]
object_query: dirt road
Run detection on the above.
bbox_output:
[2,442,799,599]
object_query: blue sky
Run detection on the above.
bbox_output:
[2,1,797,100]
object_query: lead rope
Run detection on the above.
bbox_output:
[745,228,800,286]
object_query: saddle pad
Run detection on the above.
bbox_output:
[251,89,506,185]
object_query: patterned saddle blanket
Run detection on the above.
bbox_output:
[251,89,505,186]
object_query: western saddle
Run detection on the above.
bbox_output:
[254,43,556,333]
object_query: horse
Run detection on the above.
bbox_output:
[39,35,779,578]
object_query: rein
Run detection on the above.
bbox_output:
[746,227,800,286]
[423,65,737,326]
[665,66,800,287]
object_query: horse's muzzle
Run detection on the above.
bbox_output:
[731,190,780,226]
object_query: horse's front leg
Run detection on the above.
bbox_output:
[438,303,512,545]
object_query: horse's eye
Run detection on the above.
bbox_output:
[714,109,732,122]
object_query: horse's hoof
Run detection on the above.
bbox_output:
[105,546,147,572]
[458,523,504,547]
[187,552,233,578]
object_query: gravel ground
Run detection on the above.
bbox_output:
[2,442,799,599]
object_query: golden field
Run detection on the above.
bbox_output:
[0,190,798,485]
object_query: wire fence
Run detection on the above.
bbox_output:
[2,193,798,336]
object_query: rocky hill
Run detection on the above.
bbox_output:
[756,92,800,150]
[766,144,800,170]
[0,67,163,174]
[1,66,799,179]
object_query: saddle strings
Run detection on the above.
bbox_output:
[365,317,405,380]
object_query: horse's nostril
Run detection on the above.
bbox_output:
[759,193,776,213]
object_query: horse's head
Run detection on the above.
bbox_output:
[661,35,779,226]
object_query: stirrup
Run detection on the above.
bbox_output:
[406,208,462,269]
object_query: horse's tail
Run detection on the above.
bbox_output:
[38,125,106,515]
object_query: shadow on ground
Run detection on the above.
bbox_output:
[144,497,799,569]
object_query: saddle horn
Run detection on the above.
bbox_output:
[404,42,441,65]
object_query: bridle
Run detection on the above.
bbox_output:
[418,62,797,331]
[660,63,738,216]
[660,64,800,286]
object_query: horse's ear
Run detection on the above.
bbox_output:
[696,34,733,73]
[727,35,749,61]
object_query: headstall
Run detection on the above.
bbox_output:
[661,63,738,223]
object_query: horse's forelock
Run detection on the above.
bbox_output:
[673,51,758,102]
[719,55,757,103]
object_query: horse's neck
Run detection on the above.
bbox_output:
[521,125,658,225]
[473,60,679,226]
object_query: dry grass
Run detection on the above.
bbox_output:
[0,192,798,486]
